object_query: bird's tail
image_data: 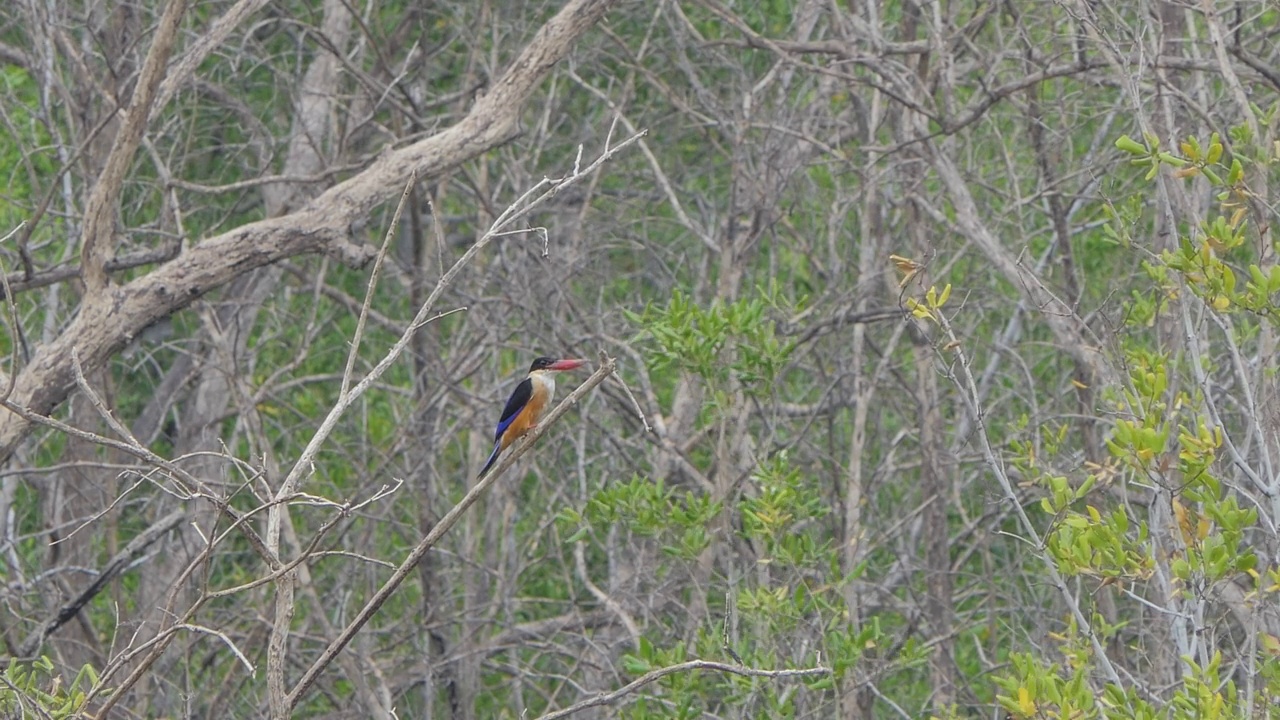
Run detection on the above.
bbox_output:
[478,442,502,478]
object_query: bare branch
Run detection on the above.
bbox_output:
[18,509,186,657]
[930,304,1123,687]
[153,0,272,113]
[535,659,832,719]
[0,0,622,463]
[80,0,188,294]
[284,353,619,711]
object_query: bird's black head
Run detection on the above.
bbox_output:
[528,356,586,372]
[529,356,558,372]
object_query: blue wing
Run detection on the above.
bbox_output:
[479,377,534,477]
[493,377,534,442]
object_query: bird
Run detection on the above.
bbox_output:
[478,356,587,477]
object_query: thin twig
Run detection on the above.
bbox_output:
[208,483,401,598]
[18,509,186,657]
[285,354,618,711]
[342,172,412,397]
[534,659,831,720]
[50,477,145,545]
[0,398,276,567]
[0,222,27,400]
[610,370,653,433]
[931,306,1123,686]
[71,349,149,451]
[273,173,439,514]
[174,623,256,675]
[87,487,267,714]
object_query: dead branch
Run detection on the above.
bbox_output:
[17,509,186,657]
[80,0,188,295]
[0,0,621,464]
[284,353,618,712]
[535,658,832,719]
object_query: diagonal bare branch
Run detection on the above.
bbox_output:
[0,0,621,464]
[80,0,188,295]
[285,353,619,712]
[18,509,186,657]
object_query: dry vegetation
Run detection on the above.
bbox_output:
[0,0,1278,717]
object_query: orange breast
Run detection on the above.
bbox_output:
[501,384,549,450]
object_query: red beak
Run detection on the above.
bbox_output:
[549,358,587,371]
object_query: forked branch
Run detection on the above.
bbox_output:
[285,354,619,712]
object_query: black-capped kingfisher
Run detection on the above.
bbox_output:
[478,356,587,477]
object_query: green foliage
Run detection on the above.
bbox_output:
[1106,131,1266,590]
[995,650,1259,720]
[1114,132,1188,181]
[988,119,1280,720]
[625,283,799,398]
[1,657,98,719]
[1011,419,1153,582]
[994,650,1105,720]
[818,619,886,681]
[739,452,829,568]
[569,476,721,560]
[569,450,855,713]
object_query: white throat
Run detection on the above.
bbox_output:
[531,370,556,398]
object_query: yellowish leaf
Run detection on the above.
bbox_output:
[1262,633,1280,656]
[1173,498,1197,545]
[889,254,920,273]
[1017,687,1036,716]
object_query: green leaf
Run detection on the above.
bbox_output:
[622,654,652,674]
[1115,135,1147,155]
[1228,158,1244,185]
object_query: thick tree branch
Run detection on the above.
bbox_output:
[80,0,187,295]
[1,243,180,299]
[153,0,272,113]
[0,0,619,464]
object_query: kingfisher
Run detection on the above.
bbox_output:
[478,356,587,477]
